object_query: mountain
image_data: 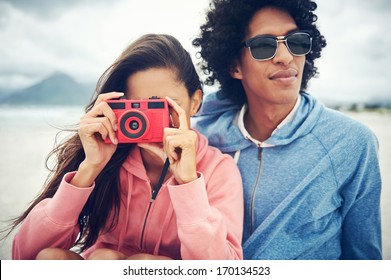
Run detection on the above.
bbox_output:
[0,72,94,106]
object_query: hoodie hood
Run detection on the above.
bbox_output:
[192,91,325,153]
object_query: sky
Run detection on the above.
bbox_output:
[0,0,390,104]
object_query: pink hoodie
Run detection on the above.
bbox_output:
[12,130,243,260]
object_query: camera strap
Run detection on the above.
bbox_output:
[151,158,170,201]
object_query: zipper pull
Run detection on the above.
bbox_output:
[258,146,263,160]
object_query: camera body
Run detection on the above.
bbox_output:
[105,97,169,144]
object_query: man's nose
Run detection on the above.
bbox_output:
[272,40,293,65]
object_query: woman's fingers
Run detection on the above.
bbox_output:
[85,101,117,129]
[82,122,109,142]
[165,96,189,130]
[81,92,124,143]
[90,92,124,125]
[81,116,118,144]
[163,129,198,184]
[95,91,124,105]
[163,128,197,162]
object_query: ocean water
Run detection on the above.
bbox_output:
[0,107,390,259]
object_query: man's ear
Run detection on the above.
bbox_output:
[230,59,243,80]
[190,89,203,116]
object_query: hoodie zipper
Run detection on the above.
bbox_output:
[250,146,263,234]
[139,158,170,249]
[139,197,154,249]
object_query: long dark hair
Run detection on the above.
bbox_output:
[4,34,202,253]
[192,0,327,105]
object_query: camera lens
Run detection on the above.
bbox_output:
[129,120,139,130]
[120,111,148,140]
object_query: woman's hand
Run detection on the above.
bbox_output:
[71,92,123,188]
[138,96,198,185]
[163,97,198,184]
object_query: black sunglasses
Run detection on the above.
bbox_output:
[242,30,312,61]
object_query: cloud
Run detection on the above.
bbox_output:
[0,0,209,91]
[309,0,391,103]
[0,0,390,103]
[0,0,115,19]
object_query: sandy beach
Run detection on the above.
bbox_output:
[346,111,391,259]
[0,107,390,259]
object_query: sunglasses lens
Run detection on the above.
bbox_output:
[246,32,312,60]
[249,37,277,60]
[287,33,312,55]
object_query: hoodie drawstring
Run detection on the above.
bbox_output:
[153,203,174,256]
[234,150,241,164]
[117,171,132,252]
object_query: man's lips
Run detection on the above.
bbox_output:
[269,69,298,80]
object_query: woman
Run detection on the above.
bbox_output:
[10,34,243,260]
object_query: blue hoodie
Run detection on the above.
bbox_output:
[192,91,382,260]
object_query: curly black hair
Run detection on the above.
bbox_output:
[193,0,327,105]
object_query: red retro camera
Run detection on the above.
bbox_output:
[105,97,170,144]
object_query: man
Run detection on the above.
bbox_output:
[192,0,382,259]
